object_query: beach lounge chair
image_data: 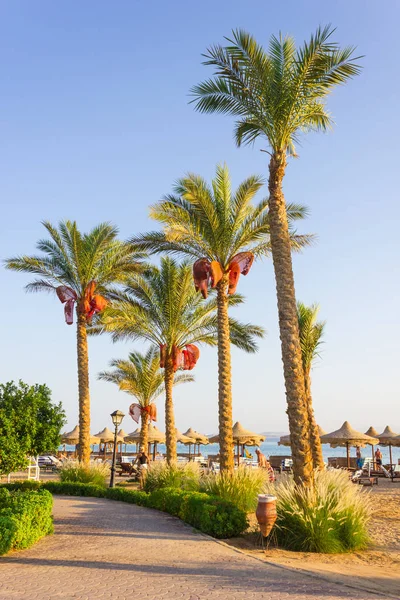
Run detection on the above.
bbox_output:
[118,462,135,476]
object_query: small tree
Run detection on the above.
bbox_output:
[0,381,66,476]
[98,347,193,449]
[297,302,326,470]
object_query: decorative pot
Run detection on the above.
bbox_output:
[256,494,277,537]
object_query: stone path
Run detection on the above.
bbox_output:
[0,496,380,600]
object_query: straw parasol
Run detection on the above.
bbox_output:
[208,422,265,465]
[278,425,326,447]
[176,429,193,444]
[125,424,166,458]
[320,421,379,468]
[365,426,379,463]
[117,429,129,453]
[183,428,209,445]
[183,427,209,457]
[94,427,124,444]
[377,426,400,466]
[124,427,141,443]
[61,426,100,446]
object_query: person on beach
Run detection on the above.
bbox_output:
[375,447,383,469]
[356,446,363,469]
[134,446,150,486]
[255,448,268,468]
[255,449,275,482]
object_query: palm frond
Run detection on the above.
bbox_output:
[191,26,362,154]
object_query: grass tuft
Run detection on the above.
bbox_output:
[264,469,372,553]
[200,466,269,512]
[142,461,201,493]
[59,459,110,487]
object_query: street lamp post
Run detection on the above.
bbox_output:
[109,410,125,488]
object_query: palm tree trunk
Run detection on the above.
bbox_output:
[164,356,176,464]
[76,312,91,466]
[140,410,149,450]
[304,370,324,470]
[268,152,313,487]
[216,275,234,473]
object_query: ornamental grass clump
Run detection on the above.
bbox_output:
[266,469,372,553]
[59,459,110,487]
[200,465,269,512]
[142,461,200,493]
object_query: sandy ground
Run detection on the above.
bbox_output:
[226,478,400,599]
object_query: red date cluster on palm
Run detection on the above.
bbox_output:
[129,403,157,423]
[56,280,108,325]
[193,252,254,298]
[159,343,200,372]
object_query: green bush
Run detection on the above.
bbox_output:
[0,488,53,555]
[59,459,110,487]
[264,469,372,553]
[200,466,269,512]
[2,481,248,539]
[143,461,200,493]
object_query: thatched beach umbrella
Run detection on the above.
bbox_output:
[147,424,166,459]
[125,424,166,459]
[94,427,124,444]
[278,425,326,447]
[365,426,379,463]
[176,429,193,444]
[377,426,400,466]
[61,426,100,446]
[124,427,140,443]
[209,422,265,466]
[183,427,209,457]
[94,427,124,454]
[118,429,129,453]
[320,421,379,468]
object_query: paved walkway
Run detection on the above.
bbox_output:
[0,496,380,600]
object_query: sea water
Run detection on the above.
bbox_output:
[61,439,400,463]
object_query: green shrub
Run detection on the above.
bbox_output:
[43,481,106,497]
[59,460,110,487]
[1,480,41,492]
[265,469,372,553]
[2,481,248,539]
[143,461,200,493]
[0,488,53,555]
[200,466,269,512]
[105,487,149,506]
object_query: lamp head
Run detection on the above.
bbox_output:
[110,410,125,427]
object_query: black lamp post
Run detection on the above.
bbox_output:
[109,410,125,488]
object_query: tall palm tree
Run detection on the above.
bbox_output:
[98,346,193,449]
[190,27,361,485]
[5,220,144,465]
[297,302,326,470]
[100,256,263,464]
[131,166,307,471]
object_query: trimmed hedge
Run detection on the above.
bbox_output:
[0,487,53,555]
[1,481,248,539]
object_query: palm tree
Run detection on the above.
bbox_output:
[100,256,263,464]
[190,27,361,485]
[5,220,144,465]
[98,346,193,449]
[131,166,307,471]
[297,302,326,470]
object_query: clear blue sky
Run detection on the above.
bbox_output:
[1,1,399,437]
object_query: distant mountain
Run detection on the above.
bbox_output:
[260,432,288,439]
